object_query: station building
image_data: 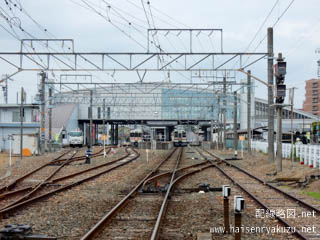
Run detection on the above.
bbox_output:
[0,82,317,152]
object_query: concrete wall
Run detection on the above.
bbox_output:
[12,134,38,155]
[0,127,39,152]
[66,104,79,132]
[0,106,39,152]
[0,107,36,123]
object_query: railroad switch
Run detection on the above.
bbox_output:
[0,224,56,240]
[142,183,169,193]
[175,184,222,193]
[199,183,220,192]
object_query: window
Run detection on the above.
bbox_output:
[312,90,318,95]
[312,105,318,111]
[313,82,318,88]
[68,132,83,137]
[313,97,318,103]
[12,111,25,122]
[31,109,39,122]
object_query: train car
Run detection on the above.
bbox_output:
[198,129,204,143]
[172,129,187,146]
[68,130,84,147]
[129,129,144,146]
[188,129,204,146]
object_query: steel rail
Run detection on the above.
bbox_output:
[213,163,309,240]
[0,151,79,210]
[196,148,309,240]
[0,149,111,200]
[150,148,183,240]
[142,161,208,191]
[51,147,116,164]
[203,149,320,214]
[149,164,215,240]
[0,148,140,219]
[80,147,178,240]
[0,149,72,194]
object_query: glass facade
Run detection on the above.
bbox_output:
[161,88,239,120]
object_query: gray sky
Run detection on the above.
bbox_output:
[0,0,319,108]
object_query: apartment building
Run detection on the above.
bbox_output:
[303,78,320,116]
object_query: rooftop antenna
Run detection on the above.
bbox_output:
[1,74,14,104]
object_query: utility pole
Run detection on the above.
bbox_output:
[290,88,296,168]
[276,106,283,172]
[267,27,275,163]
[39,71,46,155]
[103,99,106,157]
[107,107,110,145]
[210,105,214,145]
[217,96,221,149]
[48,86,52,143]
[275,53,287,173]
[233,91,238,155]
[19,87,24,163]
[2,74,9,104]
[247,70,252,155]
[89,90,93,148]
[223,77,227,151]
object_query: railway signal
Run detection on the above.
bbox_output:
[274,53,287,172]
[274,54,287,104]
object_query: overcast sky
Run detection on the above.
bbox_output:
[0,0,319,108]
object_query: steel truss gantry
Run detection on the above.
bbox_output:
[0,29,267,121]
[1,50,267,72]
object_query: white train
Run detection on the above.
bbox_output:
[172,128,187,146]
[129,129,150,146]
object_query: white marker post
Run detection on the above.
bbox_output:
[239,135,245,158]
[241,141,243,158]
[8,135,13,167]
[146,148,149,163]
[103,135,106,158]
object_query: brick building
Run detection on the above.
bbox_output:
[303,78,320,116]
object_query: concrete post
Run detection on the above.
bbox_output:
[89,90,93,148]
[247,70,252,155]
[290,88,295,167]
[268,27,275,162]
[115,124,119,145]
[48,87,52,145]
[218,96,221,149]
[233,91,238,153]
[20,87,24,163]
[223,76,227,151]
[276,106,283,172]
[39,72,46,154]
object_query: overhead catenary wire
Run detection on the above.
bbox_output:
[243,0,295,65]
[1,0,121,92]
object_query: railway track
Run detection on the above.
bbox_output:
[0,147,140,219]
[198,148,320,240]
[0,146,108,194]
[80,147,215,240]
[0,149,72,194]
